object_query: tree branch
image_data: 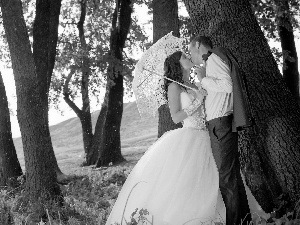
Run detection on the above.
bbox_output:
[77,0,91,114]
[63,69,82,117]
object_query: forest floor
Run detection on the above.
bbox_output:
[2,137,299,224]
[1,150,145,225]
[1,102,300,224]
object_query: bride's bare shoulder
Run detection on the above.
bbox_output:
[167,82,181,93]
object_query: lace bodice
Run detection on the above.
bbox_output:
[181,92,207,130]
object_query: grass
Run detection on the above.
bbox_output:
[0,163,134,225]
[3,103,300,224]
[1,102,158,224]
[2,142,300,225]
[0,136,152,225]
[1,155,300,225]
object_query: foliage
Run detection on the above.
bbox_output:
[0,0,149,112]
[249,0,300,65]
[250,0,300,39]
[0,0,36,67]
[50,0,149,111]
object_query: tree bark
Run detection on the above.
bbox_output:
[153,0,182,138]
[274,0,299,102]
[0,72,22,187]
[86,89,109,165]
[32,0,63,176]
[63,75,94,166]
[63,0,93,166]
[1,0,61,200]
[183,0,300,212]
[96,0,132,167]
[77,0,93,163]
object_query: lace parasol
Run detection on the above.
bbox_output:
[133,32,194,117]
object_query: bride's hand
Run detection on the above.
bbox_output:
[191,88,207,102]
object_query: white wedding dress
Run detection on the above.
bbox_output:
[105,91,226,225]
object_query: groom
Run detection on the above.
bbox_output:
[189,35,253,225]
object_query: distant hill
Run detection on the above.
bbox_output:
[13,101,159,173]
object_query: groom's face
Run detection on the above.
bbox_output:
[189,42,203,66]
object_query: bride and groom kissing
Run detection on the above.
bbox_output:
[106,35,261,225]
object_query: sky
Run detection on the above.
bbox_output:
[2,4,300,138]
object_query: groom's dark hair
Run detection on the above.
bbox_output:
[190,35,213,49]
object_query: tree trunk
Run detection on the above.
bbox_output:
[274,0,299,102]
[1,0,61,201]
[96,71,125,167]
[63,1,95,166]
[32,0,63,176]
[63,70,94,166]
[153,0,182,138]
[96,0,132,167]
[77,0,93,164]
[80,112,93,161]
[183,0,300,212]
[86,89,109,165]
[0,72,22,187]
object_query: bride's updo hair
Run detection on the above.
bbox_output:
[163,51,184,99]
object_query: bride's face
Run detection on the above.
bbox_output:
[179,53,194,70]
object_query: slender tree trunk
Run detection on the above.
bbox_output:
[77,0,93,164]
[63,97,94,165]
[274,0,299,102]
[153,0,182,138]
[62,1,94,166]
[86,89,109,165]
[80,112,93,160]
[1,0,61,201]
[63,71,93,165]
[0,72,22,187]
[96,0,132,167]
[183,0,300,212]
[32,0,63,176]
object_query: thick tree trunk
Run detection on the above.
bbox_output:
[96,0,132,167]
[1,0,61,200]
[183,0,300,212]
[96,71,125,167]
[153,0,182,138]
[0,73,22,187]
[32,0,63,176]
[274,0,299,102]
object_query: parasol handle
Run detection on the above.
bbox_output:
[164,77,197,91]
[140,68,197,91]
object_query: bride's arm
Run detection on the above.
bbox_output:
[168,83,187,124]
[168,83,203,124]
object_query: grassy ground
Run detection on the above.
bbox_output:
[1,149,300,225]
[1,102,159,224]
[0,152,141,225]
[2,102,300,224]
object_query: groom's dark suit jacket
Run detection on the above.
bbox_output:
[205,47,254,131]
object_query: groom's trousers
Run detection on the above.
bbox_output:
[206,114,251,225]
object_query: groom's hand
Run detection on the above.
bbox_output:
[194,65,206,82]
[194,90,206,103]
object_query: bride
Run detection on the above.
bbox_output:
[105,51,226,225]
